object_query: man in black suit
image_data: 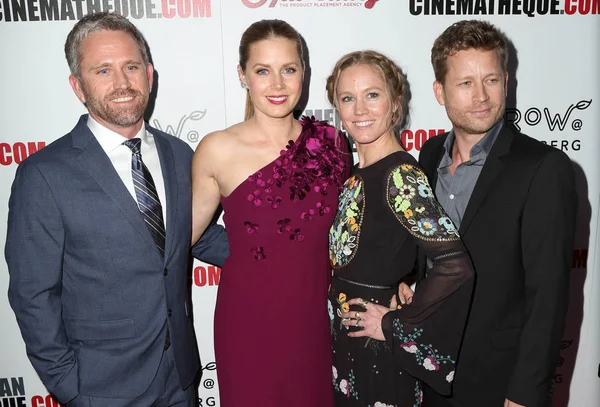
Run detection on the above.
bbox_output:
[419,20,577,407]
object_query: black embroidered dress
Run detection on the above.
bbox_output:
[328,151,474,407]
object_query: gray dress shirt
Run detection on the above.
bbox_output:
[435,120,504,229]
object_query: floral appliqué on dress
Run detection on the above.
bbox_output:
[244,117,348,260]
[329,175,365,268]
[387,164,459,241]
[332,365,359,400]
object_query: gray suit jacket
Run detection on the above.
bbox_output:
[5,115,229,403]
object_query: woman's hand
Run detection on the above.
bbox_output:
[340,298,391,341]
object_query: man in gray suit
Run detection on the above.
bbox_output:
[5,12,228,406]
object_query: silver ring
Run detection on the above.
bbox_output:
[356,319,361,327]
[358,299,369,308]
[355,311,361,320]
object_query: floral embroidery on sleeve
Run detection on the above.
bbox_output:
[413,381,423,407]
[386,164,459,241]
[329,175,365,268]
[392,320,456,377]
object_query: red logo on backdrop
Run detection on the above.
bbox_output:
[194,265,221,287]
[242,0,379,9]
[565,0,599,14]
[161,0,211,19]
[0,142,46,166]
[401,129,445,152]
[31,395,63,407]
[408,0,598,16]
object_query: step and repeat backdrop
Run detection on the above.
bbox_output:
[1,1,598,406]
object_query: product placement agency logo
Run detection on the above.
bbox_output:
[242,0,380,9]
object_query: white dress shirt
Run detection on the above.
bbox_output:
[87,116,168,228]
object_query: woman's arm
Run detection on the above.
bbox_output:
[191,132,224,244]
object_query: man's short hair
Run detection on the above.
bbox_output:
[65,12,149,78]
[431,20,508,84]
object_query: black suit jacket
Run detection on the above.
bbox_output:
[418,124,576,407]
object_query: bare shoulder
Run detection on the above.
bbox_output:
[193,123,252,176]
[194,126,242,158]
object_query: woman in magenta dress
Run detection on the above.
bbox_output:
[191,20,350,406]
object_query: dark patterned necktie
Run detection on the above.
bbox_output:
[123,138,166,257]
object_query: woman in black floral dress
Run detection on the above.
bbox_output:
[326,51,474,406]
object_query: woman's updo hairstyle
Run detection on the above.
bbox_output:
[326,50,407,131]
[239,19,304,121]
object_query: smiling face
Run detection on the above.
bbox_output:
[434,48,507,140]
[238,37,303,120]
[335,64,398,147]
[69,30,153,137]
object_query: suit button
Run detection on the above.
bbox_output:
[163,268,168,276]
[167,309,172,317]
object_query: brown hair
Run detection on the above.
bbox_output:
[65,12,149,79]
[431,20,508,84]
[239,19,304,121]
[326,50,407,132]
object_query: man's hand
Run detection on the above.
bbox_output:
[504,399,526,407]
[390,282,414,309]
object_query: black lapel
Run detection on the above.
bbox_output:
[459,125,514,236]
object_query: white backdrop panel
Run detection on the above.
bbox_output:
[1,1,598,406]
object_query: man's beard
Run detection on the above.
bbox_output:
[83,87,149,128]
[447,102,505,137]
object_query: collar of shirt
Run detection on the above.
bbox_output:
[86,115,152,154]
[438,119,504,170]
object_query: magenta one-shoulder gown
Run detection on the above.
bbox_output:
[214,117,350,407]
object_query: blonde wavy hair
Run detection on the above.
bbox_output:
[326,50,407,132]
